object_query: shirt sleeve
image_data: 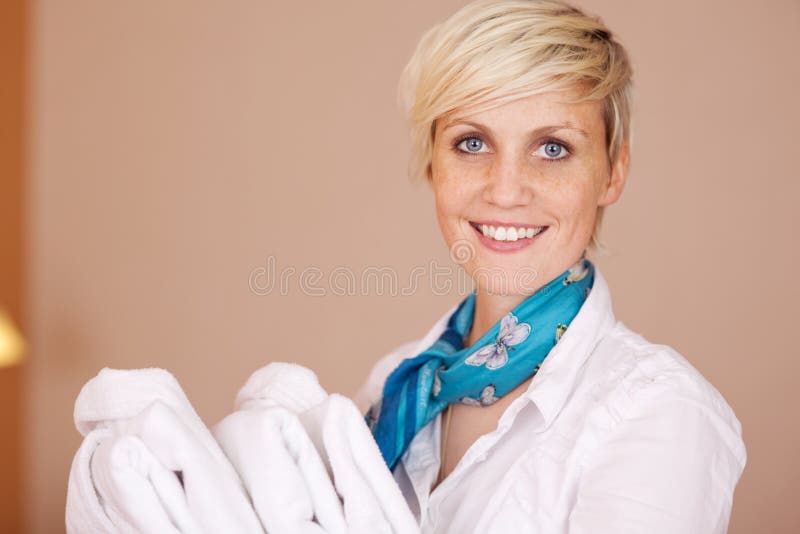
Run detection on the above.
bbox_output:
[567,383,747,534]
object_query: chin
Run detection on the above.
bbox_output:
[461,257,542,296]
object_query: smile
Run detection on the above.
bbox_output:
[469,221,548,242]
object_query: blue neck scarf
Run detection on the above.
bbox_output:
[367,256,595,470]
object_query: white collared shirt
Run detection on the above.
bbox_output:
[354,266,747,534]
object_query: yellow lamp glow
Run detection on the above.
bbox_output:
[0,310,25,367]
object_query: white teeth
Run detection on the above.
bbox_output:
[476,224,546,242]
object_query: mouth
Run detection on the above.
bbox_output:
[468,221,549,242]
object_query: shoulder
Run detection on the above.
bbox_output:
[586,320,747,469]
[565,322,747,531]
[600,321,742,417]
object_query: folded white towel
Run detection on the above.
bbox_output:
[213,406,347,534]
[235,363,419,534]
[235,362,328,413]
[66,368,263,534]
[300,395,420,534]
[66,427,119,533]
[90,432,199,534]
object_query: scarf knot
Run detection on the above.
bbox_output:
[368,256,595,470]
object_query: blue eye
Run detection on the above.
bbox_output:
[538,142,568,160]
[456,137,486,153]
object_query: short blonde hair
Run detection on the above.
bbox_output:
[398,0,634,254]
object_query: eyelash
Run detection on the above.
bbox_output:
[451,134,572,163]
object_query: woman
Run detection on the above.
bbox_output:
[355,1,747,532]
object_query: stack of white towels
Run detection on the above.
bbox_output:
[66,363,419,534]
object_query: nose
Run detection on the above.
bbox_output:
[482,152,533,208]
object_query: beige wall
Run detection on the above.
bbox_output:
[26,1,799,532]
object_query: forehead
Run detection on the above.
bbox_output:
[439,88,605,137]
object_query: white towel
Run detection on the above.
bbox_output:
[66,368,263,534]
[300,395,419,534]
[235,362,328,413]
[90,432,200,534]
[213,406,348,534]
[235,363,420,534]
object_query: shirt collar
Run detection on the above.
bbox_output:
[413,263,616,432]
[522,265,616,430]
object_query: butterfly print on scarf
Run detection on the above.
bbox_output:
[464,312,532,370]
[460,384,500,406]
[564,260,589,285]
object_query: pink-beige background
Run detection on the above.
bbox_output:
[1,0,797,532]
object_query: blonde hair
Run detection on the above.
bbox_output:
[398,0,634,254]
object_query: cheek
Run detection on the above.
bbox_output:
[432,182,476,250]
[433,186,468,244]
[434,183,464,216]
[548,172,604,227]
[432,161,471,218]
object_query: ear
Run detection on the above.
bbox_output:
[598,140,630,207]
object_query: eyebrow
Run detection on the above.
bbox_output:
[442,119,590,139]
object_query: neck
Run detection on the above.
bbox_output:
[465,252,589,346]
[465,290,526,347]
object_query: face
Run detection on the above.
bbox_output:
[430,85,629,296]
